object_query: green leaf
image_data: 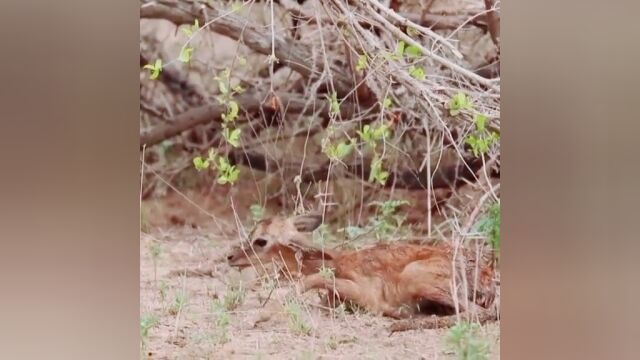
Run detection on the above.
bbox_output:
[218,81,228,95]
[182,19,200,37]
[448,92,473,116]
[216,156,240,185]
[383,97,393,109]
[232,85,245,94]
[405,44,422,58]
[394,41,406,58]
[238,56,247,66]
[407,27,419,37]
[231,1,242,12]
[474,113,488,131]
[223,127,241,147]
[178,46,194,63]
[249,203,264,222]
[408,66,426,80]
[372,124,391,140]
[327,92,340,115]
[143,59,162,80]
[323,139,353,161]
[193,156,210,171]
[356,54,368,71]
[221,100,239,123]
[369,156,389,185]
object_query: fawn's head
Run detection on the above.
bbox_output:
[226,214,332,274]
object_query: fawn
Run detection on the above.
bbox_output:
[226,214,497,331]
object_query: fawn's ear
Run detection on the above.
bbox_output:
[291,213,323,232]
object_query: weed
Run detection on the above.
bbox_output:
[284,299,312,335]
[222,282,246,311]
[368,200,409,240]
[140,313,159,351]
[158,280,168,303]
[250,203,265,223]
[169,290,189,316]
[149,242,162,282]
[476,202,501,260]
[210,299,231,344]
[446,321,490,360]
[319,265,334,280]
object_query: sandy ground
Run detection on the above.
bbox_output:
[140,199,500,360]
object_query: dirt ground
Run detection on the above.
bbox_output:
[140,191,500,360]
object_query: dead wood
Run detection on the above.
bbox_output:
[388,306,498,334]
[140,0,354,97]
[139,91,359,149]
[483,0,501,48]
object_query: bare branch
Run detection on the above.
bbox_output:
[140,0,354,97]
[139,91,359,149]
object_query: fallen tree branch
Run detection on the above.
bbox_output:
[388,306,498,333]
[140,0,354,97]
[483,0,500,47]
[139,91,359,149]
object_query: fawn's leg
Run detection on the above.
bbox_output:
[300,274,407,318]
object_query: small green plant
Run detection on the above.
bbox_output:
[368,200,409,240]
[180,18,200,37]
[250,203,265,223]
[408,65,426,80]
[318,265,335,280]
[140,313,159,350]
[210,299,231,344]
[322,138,355,162]
[178,46,194,63]
[158,280,168,303]
[222,126,241,147]
[356,123,391,150]
[446,321,490,360]
[222,283,246,311]
[284,299,312,335]
[448,92,474,116]
[369,155,390,185]
[356,54,368,71]
[169,290,189,316]
[405,44,422,58]
[143,59,162,80]
[326,92,340,115]
[465,114,499,157]
[476,202,500,259]
[312,223,336,247]
[342,225,368,240]
[382,96,393,109]
[149,242,161,282]
[192,149,240,185]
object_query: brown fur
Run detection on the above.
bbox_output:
[227,214,497,332]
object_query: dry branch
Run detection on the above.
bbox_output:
[483,0,501,47]
[139,91,358,149]
[140,0,354,97]
[388,306,497,333]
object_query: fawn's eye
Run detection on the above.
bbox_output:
[252,238,268,247]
